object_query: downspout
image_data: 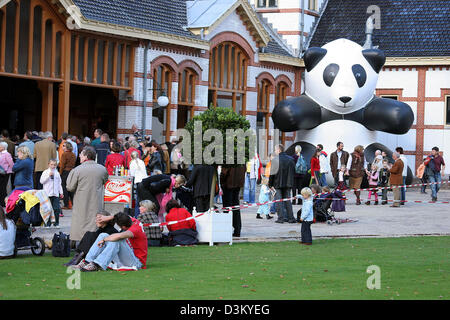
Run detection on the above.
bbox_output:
[299,0,305,56]
[142,41,151,138]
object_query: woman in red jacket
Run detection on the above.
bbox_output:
[165,199,197,246]
[310,149,321,186]
[165,200,196,232]
[105,142,125,175]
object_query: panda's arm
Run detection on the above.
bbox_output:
[362,97,414,134]
[271,95,322,132]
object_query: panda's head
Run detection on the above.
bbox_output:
[304,39,385,114]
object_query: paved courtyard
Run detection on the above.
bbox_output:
[32,186,450,245]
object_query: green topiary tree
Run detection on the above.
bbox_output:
[181,105,255,208]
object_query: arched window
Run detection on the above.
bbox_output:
[257,78,273,158]
[177,67,197,129]
[208,41,248,115]
[275,81,290,145]
[152,63,175,142]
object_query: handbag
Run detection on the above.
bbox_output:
[0,164,6,175]
[52,232,71,257]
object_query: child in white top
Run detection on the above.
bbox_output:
[40,159,63,226]
[299,187,314,245]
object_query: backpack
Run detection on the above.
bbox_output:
[52,232,71,257]
[425,156,437,175]
[295,155,307,174]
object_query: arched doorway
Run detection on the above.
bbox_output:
[69,85,118,139]
[0,76,43,137]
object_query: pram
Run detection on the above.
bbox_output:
[296,193,337,224]
[314,193,338,224]
[5,188,46,256]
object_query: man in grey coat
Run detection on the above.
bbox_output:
[269,144,296,224]
[67,147,109,241]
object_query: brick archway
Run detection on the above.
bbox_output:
[210,31,255,64]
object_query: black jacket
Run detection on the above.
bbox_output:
[185,164,215,198]
[269,152,295,189]
[95,142,110,166]
[140,174,172,195]
[147,151,163,173]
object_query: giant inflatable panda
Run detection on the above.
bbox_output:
[272,38,415,185]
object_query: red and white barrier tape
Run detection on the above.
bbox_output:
[142,179,449,227]
[339,180,448,193]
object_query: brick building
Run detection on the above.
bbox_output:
[1,0,448,172]
[307,0,450,173]
[0,0,301,161]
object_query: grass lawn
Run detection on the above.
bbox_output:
[0,236,448,300]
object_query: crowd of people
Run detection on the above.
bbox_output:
[0,127,447,265]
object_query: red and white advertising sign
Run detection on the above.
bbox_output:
[104,177,133,203]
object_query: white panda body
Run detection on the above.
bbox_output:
[305,38,379,114]
[296,120,377,156]
[272,38,415,184]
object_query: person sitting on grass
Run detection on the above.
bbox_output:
[137,200,163,247]
[298,187,314,245]
[63,211,118,267]
[165,199,198,246]
[0,206,15,259]
[72,212,147,272]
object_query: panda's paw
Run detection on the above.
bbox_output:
[271,95,322,132]
[363,97,414,134]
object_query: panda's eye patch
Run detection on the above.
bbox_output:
[323,63,340,87]
[352,64,367,87]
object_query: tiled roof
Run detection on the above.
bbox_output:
[309,0,450,57]
[265,39,294,57]
[72,0,295,57]
[72,0,197,39]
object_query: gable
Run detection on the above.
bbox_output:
[186,0,270,47]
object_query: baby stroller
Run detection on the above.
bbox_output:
[5,188,47,256]
[314,193,338,224]
[296,193,337,224]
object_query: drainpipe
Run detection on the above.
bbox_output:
[142,41,151,138]
[299,0,305,56]
[363,16,374,49]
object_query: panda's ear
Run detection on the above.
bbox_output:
[362,49,386,73]
[303,47,327,72]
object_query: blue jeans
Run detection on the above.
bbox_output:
[319,173,328,187]
[400,176,406,203]
[243,174,256,204]
[428,172,442,199]
[85,233,142,270]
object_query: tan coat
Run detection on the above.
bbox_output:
[33,139,57,172]
[66,160,109,241]
[389,159,404,185]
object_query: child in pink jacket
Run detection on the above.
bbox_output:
[366,164,379,205]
